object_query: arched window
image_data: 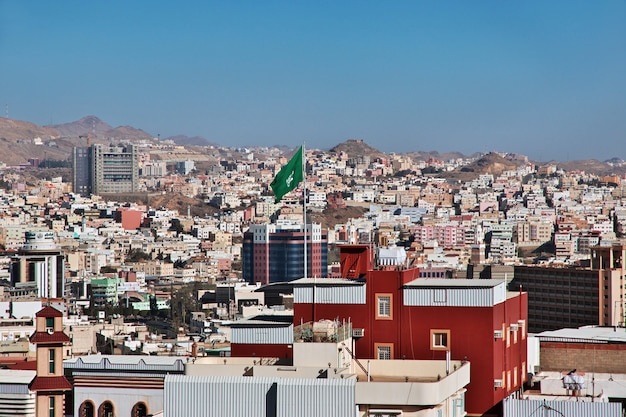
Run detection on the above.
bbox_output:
[98,401,114,417]
[79,401,95,417]
[131,403,148,417]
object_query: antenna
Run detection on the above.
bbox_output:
[4,104,7,119]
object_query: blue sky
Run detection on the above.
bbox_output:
[1,1,625,161]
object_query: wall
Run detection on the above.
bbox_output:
[540,342,626,373]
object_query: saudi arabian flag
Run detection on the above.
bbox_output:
[270,146,304,203]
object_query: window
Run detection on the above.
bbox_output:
[49,396,55,417]
[430,329,450,351]
[46,317,54,330]
[79,401,95,417]
[376,294,392,320]
[49,349,55,374]
[375,343,393,360]
[98,401,114,417]
[132,403,148,417]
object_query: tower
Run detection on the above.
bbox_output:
[72,143,139,196]
[29,306,72,417]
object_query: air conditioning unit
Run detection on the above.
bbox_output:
[494,330,503,339]
[352,328,365,338]
[510,324,519,332]
[494,379,503,388]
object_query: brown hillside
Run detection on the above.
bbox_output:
[0,117,60,141]
[329,139,384,159]
[308,206,368,229]
[441,152,524,181]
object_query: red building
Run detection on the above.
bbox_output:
[115,207,144,230]
[292,245,527,416]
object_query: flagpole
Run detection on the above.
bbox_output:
[303,143,307,279]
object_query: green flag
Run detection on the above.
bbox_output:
[270,146,303,203]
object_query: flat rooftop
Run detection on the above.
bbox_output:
[403,278,505,288]
[536,327,626,344]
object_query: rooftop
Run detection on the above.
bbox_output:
[535,326,626,344]
[403,278,506,288]
[292,278,365,286]
[0,369,35,384]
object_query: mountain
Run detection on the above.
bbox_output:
[441,152,526,181]
[47,115,111,137]
[104,125,153,141]
[0,117,60,141]
[47,116,154,141]
[405,150,467,162]
[166,135,219,147]
[328,139,384,158]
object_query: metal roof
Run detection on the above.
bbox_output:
[0,370,35,385]
[403,278,506,288]
[64,355,186,372]
[292,278,365,286]
[535,327,626,344]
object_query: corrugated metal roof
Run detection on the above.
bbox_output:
[403,284,506,307]
[164,375,275,417]
[292,278,364,286]
[403,278,505,288]
[276,378,355,417]
[0,370,35,385]
[232,325,294,344]
[503,398,621,417]
[64,355,186,372]
[295,284,366,304]
[536,327,626,344]
[164,375,356,417]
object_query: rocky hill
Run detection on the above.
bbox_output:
[441,152,526,181]
[0,117,60,141]
[328,139,384,159]
[48,115,154,141]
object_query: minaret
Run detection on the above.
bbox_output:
[29,306,72,417]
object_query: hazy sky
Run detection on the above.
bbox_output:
[1,1,625,161]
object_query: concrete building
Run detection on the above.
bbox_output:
[65,355,186,417]
[512,244,626,333]
[165,331,470,417]
[512,266,599,333]
[72,144,139,196]
[10,232,65,298]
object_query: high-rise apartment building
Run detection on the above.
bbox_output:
[72,144,139,196]
[242,222,328,285]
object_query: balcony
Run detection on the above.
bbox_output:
[354,359,470,406]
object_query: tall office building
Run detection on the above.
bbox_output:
[72,144,139,196]
[242,222,328,285]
